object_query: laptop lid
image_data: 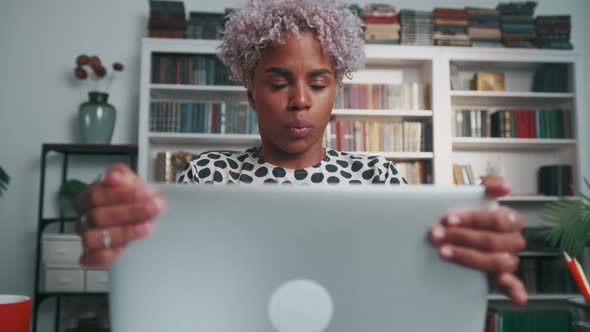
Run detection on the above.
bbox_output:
[110,184,491,332]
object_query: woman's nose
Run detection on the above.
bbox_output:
[288,82,312,111]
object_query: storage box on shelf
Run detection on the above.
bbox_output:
[41,234,109,293]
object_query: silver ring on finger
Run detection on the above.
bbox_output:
[102,229,112,249]
[507,211,518,225]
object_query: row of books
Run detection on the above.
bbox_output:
[454,109,572,139]
[516,256,577,294]
[538,165,574,196]
[334,83,429,110]
[396,161,433,184]
[151,54,235,85]
[148,0,186,39]
[485,309,573,332]
[149,102,259,135]
[357,3,573,49]
[362,4,400,44]
[323,120,432,153]
[533,64,571,92]
[452,164,476,185]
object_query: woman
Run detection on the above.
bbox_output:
[75,0,527,306]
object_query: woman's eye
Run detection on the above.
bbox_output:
[271,84,288,90]
[310,85,326,91]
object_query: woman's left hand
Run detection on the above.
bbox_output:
[429,175,528,306]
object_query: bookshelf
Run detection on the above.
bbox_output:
[138,37,587,195]
[137,38,588,310]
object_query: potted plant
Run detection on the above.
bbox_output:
[59,179,89,216]
[0,166,9,197]
[544,177,590,257]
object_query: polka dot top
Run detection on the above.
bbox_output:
[177,147,407,185]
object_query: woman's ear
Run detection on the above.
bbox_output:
[247,90,257,112]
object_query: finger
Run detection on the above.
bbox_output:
[443,207,525,232]
[481,174,511,197]
[75,182,158,213]
[85,195,165,228]
[80,247,125,268]
[81,222,153,252]
[102,163,140,188]
[496,272,528,306]
[439,244,519,274]
[443,227,526,254]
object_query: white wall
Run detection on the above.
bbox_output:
[0,0,588,328]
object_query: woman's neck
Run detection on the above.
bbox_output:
[258,140,325,169]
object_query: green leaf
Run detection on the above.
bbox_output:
[543,194,590,257]
[59,179,89,201]
[0,166,10,197]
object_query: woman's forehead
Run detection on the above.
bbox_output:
[258,31,334,70]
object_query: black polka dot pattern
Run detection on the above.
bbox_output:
[176,147,406,186]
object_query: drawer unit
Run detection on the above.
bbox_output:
[42,234,83,265]
[85,270,109,292]
[45,268,84,292]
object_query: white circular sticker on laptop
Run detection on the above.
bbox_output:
[268,279,333,332]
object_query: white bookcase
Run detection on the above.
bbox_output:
[138,38,587,197]
[138,38,589,304]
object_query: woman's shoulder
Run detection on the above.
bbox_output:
[177,148,257,184]
[326,149,407,185]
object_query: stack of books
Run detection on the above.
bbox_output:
[400,10,433,46]
[362,4,400,44]
[497,1,537,48]
[186,12,225,40]
[148,0,187,39]
[535,15,573,50]
[538,165,573,196]
[433,8,470,47]
[467,7,502,47]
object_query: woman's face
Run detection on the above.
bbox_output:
[248,30,336,157]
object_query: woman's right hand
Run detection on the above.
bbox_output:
[74,163,166,268]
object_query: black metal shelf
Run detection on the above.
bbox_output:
[43,143,137,155]
[36,292,107,303]
[33,143,137,332]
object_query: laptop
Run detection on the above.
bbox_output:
[110,184,492,332]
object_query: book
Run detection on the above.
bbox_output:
[538,165,573,196]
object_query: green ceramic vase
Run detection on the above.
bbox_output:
[79,92,116,144]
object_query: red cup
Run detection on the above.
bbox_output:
[0,295,31,332]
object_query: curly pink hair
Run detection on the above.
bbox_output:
[218,0,365,87]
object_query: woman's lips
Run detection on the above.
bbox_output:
[288,126,312,138]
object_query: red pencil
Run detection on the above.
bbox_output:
[564,252,590,303]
